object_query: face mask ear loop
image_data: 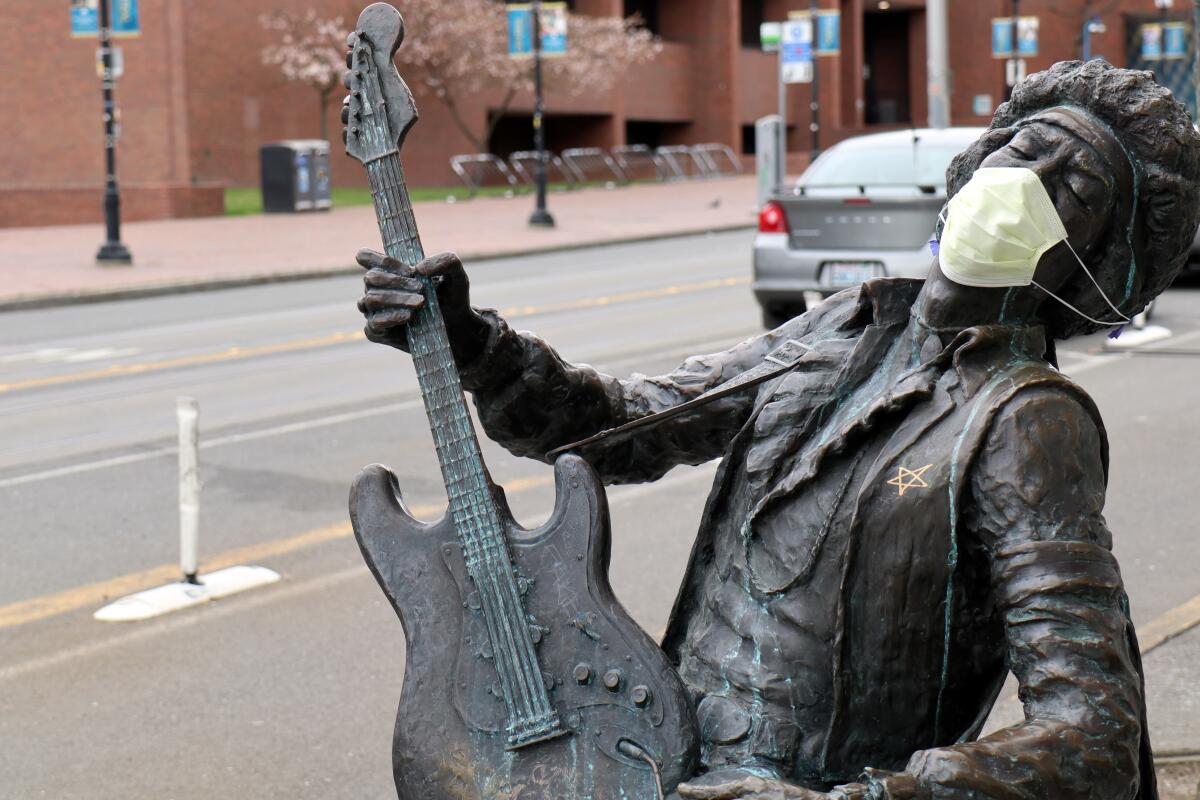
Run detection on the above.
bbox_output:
[1030,279,1128,327]
[1060,237,1132,321]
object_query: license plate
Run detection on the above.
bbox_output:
[824,262,880,286]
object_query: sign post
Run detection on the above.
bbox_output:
[94,0,132,265]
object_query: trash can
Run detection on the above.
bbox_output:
[260,140,332,213]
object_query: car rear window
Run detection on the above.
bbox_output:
[801,142,968,188]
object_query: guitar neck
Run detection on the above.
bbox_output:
[365,155,495,538]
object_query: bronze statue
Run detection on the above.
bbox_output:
[353,56,1200,799]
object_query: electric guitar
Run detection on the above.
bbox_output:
[344,5,698,798]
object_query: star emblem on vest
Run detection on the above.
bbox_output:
[888,464,934,497]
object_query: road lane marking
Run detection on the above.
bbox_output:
[0,474,555,631]
[0,328,756,489]
[0,399,426,489]
[0,465,718,681]
[0,277,750,396]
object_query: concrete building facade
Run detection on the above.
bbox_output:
[1,0,1194,227]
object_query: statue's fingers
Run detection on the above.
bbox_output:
[415,251,464,279]
[360,290,424,314]
[364,269,422,291]
[356,248,408,274]
[365,307,416,333]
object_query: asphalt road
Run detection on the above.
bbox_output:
[1,231,1198,798]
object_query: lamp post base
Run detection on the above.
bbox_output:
[96,241,133,266]
[529,208,556,228]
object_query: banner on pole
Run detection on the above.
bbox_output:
[991,16,1037,58]
[507,3,567,59]
[816,10,840,56]
[1141,23,1164,60]
[71,0,140,38]
[1164,22,1189,60]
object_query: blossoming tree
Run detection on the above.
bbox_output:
[260,10,350,143]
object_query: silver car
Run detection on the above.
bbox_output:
[753,127,985,328]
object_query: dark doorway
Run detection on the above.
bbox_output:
[863,10,912,125]
[624,0,659,34]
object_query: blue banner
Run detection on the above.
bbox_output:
[1164,22,1188,60]
[71,0,98,37]
[1142,24,1163,61]
[507,4,567,59]
[112,0,140,36]
[816,11,840,56]
[991,18,1013,58]
[508,5,533,58]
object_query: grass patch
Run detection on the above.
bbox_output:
[224,182,603,216]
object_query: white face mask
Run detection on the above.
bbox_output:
[938,166,1130,327]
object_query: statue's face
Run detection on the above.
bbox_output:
[978,113,1132,292]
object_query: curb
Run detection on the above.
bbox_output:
[0,223,755,313]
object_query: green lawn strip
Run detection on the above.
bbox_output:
[224,181,627,216]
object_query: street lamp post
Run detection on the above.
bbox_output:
[809,0,820,164]
[96,0,132,265]
[1155,0,1174,89]
[528,0,555,228]
[1006,0,1020,100]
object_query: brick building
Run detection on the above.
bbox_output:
[1,0,1194,227]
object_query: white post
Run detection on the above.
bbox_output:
[927,0,951,128]
[177,396,200,584]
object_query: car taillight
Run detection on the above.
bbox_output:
[759,201,789,234]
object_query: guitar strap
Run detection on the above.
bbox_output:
[547,337,816,459]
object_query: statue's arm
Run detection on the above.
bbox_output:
[866,388,1144,800]
[457,308,810,484]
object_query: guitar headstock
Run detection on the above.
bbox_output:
[344,3,419,165]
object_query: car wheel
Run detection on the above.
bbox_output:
[761,301,806,330]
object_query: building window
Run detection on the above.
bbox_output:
[741,0,765,48]
[623,0,659,34]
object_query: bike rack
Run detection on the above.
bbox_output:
[561,147,627,186]
[449,154,521,197]
[610,144,670,182]
[508,151,576,188]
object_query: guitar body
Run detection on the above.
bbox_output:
[351,454,698,799]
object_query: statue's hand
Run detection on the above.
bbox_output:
[676,775,831,800]
[356,249,488,362]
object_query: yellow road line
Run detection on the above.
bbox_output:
[0,474,553,630]
[1138,593,1200,653]
[0,277,750,396]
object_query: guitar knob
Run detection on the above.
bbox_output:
[573,663,593,685]
[603,669,623,692]
[631,685,652,708]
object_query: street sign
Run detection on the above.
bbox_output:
[95,45,124,79]
[1006,58,1027,87]
[507,3,568,59]
[816,10,840,56]
[1142,23,1164,60]
[1164,22,1189,59]
[781,17,813,85]
[991,16,1038,58]
[760,22,781,53]
[71,0,140,38]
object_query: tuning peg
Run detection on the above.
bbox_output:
[341,102,350,126]
[342,70,353,90]
[345,50,353,69]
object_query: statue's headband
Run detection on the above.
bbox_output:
[1023,106,1136,206]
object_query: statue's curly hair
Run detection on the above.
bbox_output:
[945,59,1200,339]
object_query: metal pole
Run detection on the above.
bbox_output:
[177,397,200,584]
[528,0,555,228]
[778,41,788,184]
[95,0,131,265]
[1082,18,1092,62]
[809,0,820,163]
[1006,0,1020,100]
[927,0,951,128]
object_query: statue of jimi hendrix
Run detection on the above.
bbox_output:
[354,60,1200,799]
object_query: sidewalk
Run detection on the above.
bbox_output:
[0,177,758,310]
